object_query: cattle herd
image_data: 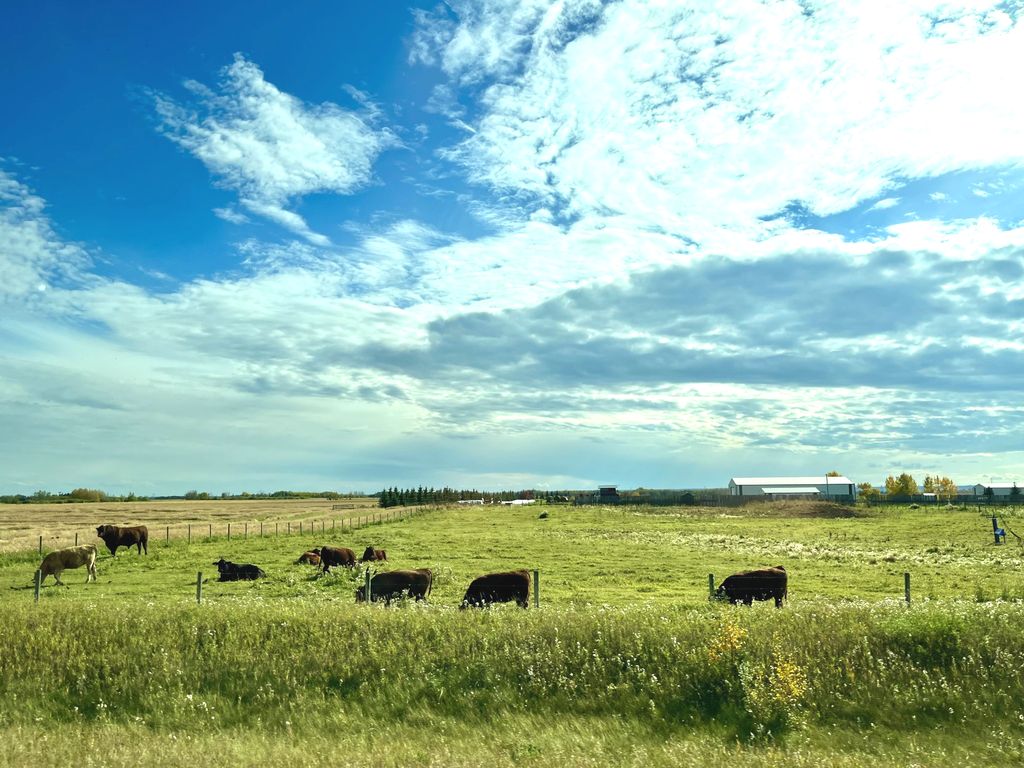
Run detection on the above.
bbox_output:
[33,523,791,608]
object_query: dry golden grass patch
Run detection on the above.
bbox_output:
[0,497,379,552]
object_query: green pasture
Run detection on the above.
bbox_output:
[4,502,1024,766]
[2,502,1023,606]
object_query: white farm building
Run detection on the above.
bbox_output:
[973,483,1022,498]
[729,476,856,499]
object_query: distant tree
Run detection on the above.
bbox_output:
[885,473,917,498]
[935,477,958,501]
[984,486,995,501]
[826,470,842,477]
[857,482,881,501]
[69,488,106,502]
[922,475,936,494]
[1012,483,1021,500]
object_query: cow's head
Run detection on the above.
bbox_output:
[213,558,230,571]
[710,585,729,602]
[95,525,109,536]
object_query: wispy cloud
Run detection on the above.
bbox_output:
[153,54,397,245]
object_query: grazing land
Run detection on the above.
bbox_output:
[2,500,1024,766]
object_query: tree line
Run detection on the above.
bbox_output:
[377,487,562,507]
[0,489,366,504]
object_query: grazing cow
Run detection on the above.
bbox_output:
[360,546,387,563]
[38,545,98,586]
[318,546,357,573]
[213,558,266,582]
[460,570,531,609]
[714,566,788,608]
[296,549,321,566]
[95,524,148,556]
[355,568,432,604]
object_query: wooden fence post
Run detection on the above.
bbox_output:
[244,523,248,540]
[275,522,279,537]
[38,535,42,555]
[188,524,191,544]
[166,526,169,543]
[365,568,372,603]
[534,569,540,608]
[260,522,264,538]
[708,573,715,597]
[227,523,231,541]
[287,522,291,536]
[196,572,203,604]
[904,572,911,604]
[34,569,42,602]
[208,524,212,539]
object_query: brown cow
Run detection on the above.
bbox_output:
[360,546,387,563]
[38,545,97,586]
[714,566,788,608]
[460,570,531,609]
[355,569,432,604]
[96,524,148,556]
[318,546,357,573]
[296,549,321,566]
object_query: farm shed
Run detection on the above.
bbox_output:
[729,476,855,499]
[973,483,1022,497]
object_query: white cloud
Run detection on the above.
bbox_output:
[154,54,396,244]
[867,197,900,212]
[0,169,89,300]
[929,192,949,201]
[418,1,1024,241]
[213,206,250,224]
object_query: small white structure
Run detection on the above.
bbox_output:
[973,483,1022,498]
[500,499,536,505]
[457,499,485,505]
[729,476,855,498]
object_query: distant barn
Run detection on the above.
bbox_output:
[728,476,855,501]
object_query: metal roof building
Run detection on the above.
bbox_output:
[729,476,855,498]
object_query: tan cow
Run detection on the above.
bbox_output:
[38,545,98,586]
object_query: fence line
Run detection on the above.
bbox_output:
[24,504,435,556]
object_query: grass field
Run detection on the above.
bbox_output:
[3,500,1024,766]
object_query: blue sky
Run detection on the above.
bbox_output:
[2,0,1023,494]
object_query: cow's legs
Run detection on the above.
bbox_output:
[87,563,97,583]
[53,569,65,587]
[743,596,753,606]
[774,594,783,608]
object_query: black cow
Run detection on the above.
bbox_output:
[95,524,149,556]
[355,569,432,604]
[213,558,266,582]
[360,546,388,563]
[318,546,357,573]
[460,570,531,609]
[714,566,788,608]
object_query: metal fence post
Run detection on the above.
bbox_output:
[904,572,911,604]
[75,532,79,546]
[34,569,42,602]
[534,569,540,608]
[708,573,715,597]
[188,524,191,544]
[196,572,203,604]
[365,568,372,603]
[288,522,291,536]
[38,535,42,555]
[166,526,169,543]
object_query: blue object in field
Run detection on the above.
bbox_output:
[993,516,1006,544]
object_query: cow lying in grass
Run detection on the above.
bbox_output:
[38,545,98,586]
[213,558,266,582]
[296,549,321,565]
[360,546,387,562]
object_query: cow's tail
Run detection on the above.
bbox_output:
[425,568,433,597]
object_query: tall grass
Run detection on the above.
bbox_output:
[3,600,1024,738]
